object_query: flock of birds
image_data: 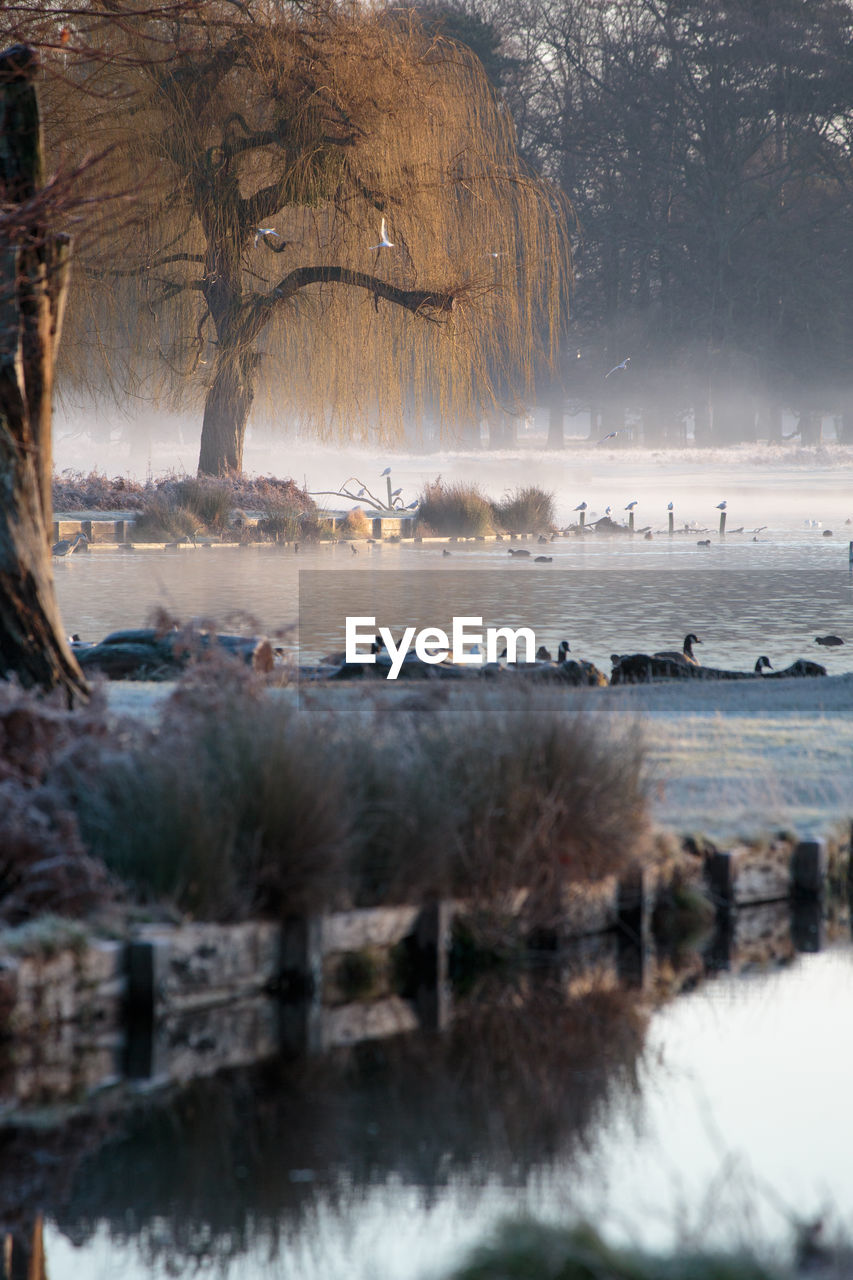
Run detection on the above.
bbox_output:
[322,629,840,685]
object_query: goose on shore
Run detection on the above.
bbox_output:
[557,640,571,661]
[654,633,702,665]
[755,656,773,674]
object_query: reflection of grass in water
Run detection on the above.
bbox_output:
[449,1220,781,1279]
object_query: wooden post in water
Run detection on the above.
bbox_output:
[578,508,585,529]
[719,509,727,536]
[668,508,674,535]
[628,511,635,533]
[848,540,853,568]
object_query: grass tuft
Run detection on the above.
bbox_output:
[491,485,555,534]
[417,478,495,536]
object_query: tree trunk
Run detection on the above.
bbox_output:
[0,44,86,702]
[197,348,257,475]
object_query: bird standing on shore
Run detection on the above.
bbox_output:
[52,531,88,556]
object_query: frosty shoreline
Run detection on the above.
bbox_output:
[105,672,853,843]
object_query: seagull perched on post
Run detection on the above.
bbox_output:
[716,501,727,510]
[625,500,638,511]
[605,357,630,378]
[574,501,587,512]
[254,227,281,247]
[667,501,674,511]
[380,467,392,477]
[369,217,394,250]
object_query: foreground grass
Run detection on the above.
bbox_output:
[450,1221,784,1280]
[2,668,650,926]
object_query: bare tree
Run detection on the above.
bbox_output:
[0,42,86,700]
[49,0,572,474]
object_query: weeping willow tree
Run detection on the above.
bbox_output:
[49,0,571,475]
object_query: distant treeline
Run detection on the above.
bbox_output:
[424,0,853,445]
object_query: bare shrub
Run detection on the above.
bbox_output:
[491,485,555,534]
[51,468,148,511]
[417,478,495,536]
[0,684,117,924]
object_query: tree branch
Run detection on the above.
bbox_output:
[262,264,457,321]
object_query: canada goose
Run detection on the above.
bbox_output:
[508,548,531,557]
[536,645,552,662]
[815,634,844,646]
[534,555,552,563]
[557,640,571,661]
[755,656,773,674]
[52,531,88,556]
[654,633,702,665]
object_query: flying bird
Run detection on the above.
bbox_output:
[254,227,281,247]
[597,431,618,444]
[369,217,394,250]
[605,357,630,378]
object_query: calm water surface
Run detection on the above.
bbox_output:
[39,932,853,1279]
[54,529,853,675]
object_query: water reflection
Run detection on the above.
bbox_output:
[0,904,849,1279]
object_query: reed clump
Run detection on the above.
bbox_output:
[57,677,650,926]
[339,506,372,539]
[417,478,495,536]
[491,485,555,534]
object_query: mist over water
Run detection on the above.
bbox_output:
[54,408,853,532]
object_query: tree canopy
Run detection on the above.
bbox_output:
[36,0,571,472]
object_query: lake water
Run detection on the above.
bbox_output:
[33,921,853,1280]
[54,530,853,677]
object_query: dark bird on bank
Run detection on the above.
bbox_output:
[536,645,552,661]
[755,656,773,674]
[644,531,653,540]
[557,640,571,661]
[654,633,702,665]
[538,535,549,544]
[52,531,88,556]
[815,634,844,646]
[535,555,552,563]
[823,529,833,537]
[370,634,385,655]
[351,544,358,555]
[697,539,711,547]
[442,548,452,557]
[508,547,531,557]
